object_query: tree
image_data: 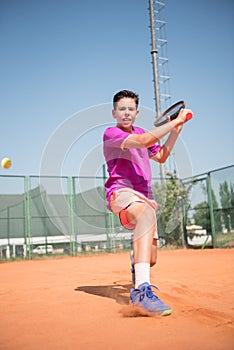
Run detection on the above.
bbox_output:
[211,188,222,233]
[152,172,189,245]
[219,181,234,232]
[192,185,221,234]
[193,201,211,231]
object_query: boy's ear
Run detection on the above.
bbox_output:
[112,109,117,119]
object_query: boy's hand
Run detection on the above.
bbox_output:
[177,109,193,124]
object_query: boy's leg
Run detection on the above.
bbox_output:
[150,238,157,267]
[131,237,157,285]
[125,203,171,316]
[125,202,156,279]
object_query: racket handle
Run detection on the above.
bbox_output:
[185,112,193,122]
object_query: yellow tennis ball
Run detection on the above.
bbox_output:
[1,157,12,169]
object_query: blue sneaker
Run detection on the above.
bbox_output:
[130,250,135,285]
[130,282,172,316]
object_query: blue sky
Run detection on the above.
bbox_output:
[1,0,233,179]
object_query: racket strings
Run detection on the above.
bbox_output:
[155,101,185,127]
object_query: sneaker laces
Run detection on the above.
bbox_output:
[137,284,160,301]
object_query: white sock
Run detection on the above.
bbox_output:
[134,262,150,289]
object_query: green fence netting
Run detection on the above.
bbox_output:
[0,165,233,259]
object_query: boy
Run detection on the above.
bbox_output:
[103,90,192,316]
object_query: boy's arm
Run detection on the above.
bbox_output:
[121,109,191,150]
[151,124,182,163]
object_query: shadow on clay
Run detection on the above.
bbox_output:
[75,282,132,305]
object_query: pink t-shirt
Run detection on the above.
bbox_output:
[103,125,160,204]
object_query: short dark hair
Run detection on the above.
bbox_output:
[113,90,139,109]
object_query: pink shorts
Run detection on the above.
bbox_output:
[109,188,158,238]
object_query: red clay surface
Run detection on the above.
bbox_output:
[0,249,233,350]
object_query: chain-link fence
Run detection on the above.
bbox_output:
[182,165,234,249]
[0,165,233,260]
[0,174,128,260]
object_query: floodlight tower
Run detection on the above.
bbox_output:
[148,0,171,179]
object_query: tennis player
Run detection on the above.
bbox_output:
[103,90,192,316]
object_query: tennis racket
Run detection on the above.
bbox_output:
[154,100,193,127]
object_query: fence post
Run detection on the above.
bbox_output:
[68,177,77,256]
[102,164,113,251]
[207,172,216,247]
[24,176,32,259]
[181,196,188,248]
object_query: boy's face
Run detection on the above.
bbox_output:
[112,97,139,132]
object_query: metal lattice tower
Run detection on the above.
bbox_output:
[149,0,171,118]
[149,0,171,179]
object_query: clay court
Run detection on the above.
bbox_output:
[0,248,233,350]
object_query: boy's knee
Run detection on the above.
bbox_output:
[127,201,156,224]
[143,203,156,223]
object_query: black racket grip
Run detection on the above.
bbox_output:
[169,110,180,121]
[154,111,192,127]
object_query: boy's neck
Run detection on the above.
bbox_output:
[117,124,133,133]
